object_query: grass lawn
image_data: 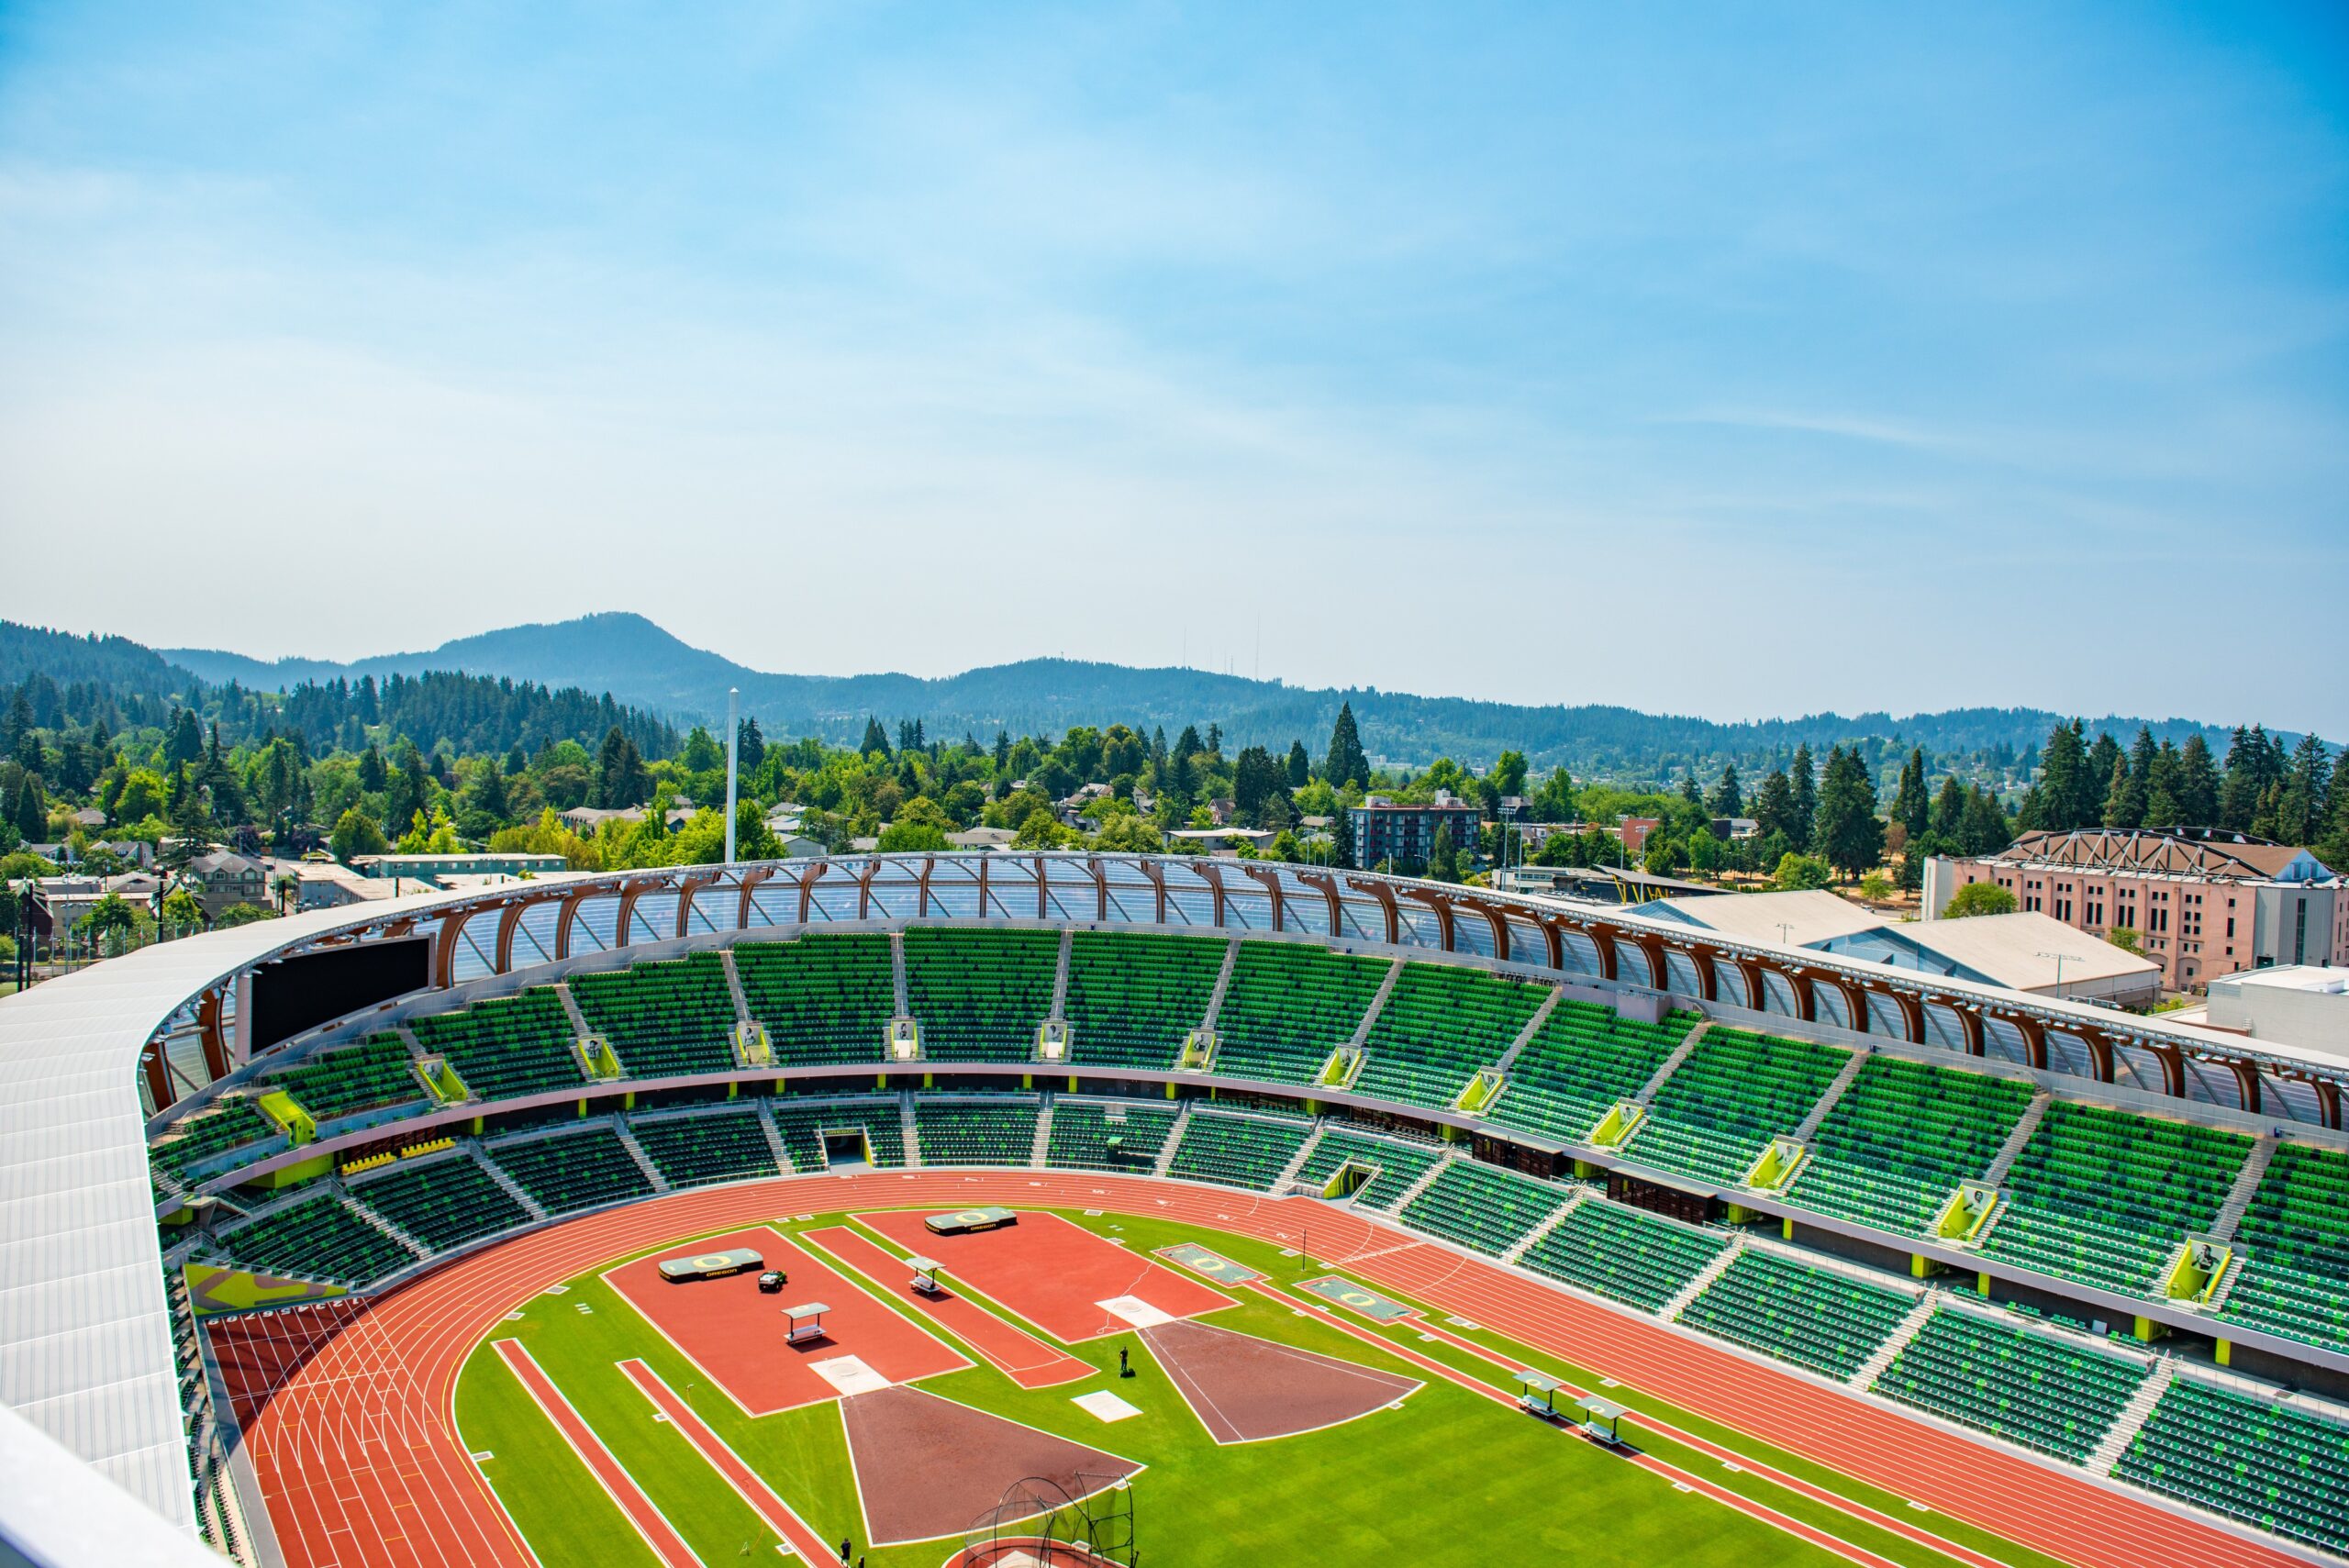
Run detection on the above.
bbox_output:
[456,1205,2049,1567]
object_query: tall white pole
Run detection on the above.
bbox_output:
[723,687,740,865]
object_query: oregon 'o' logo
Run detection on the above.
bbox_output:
[692,1255,736,1271]
[1338,1290,1377,1308]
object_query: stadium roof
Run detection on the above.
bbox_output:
[1638,888,1886,947]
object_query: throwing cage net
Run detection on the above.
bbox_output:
[955,1473,1136,1567]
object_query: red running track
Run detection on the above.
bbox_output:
[493,1340,702,1568]
[208,1173,2311,1568]
[617,1360,835,1561]
[799,1226,1096,1387]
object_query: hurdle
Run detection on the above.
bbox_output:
[908,1257,944,1296]
[782,1302,831,1345]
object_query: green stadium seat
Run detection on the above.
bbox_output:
[630,1109,779,1187]
[268,1034,429,1124]
[217,1193,413,1286]
[150,1098,284,1182]
[1063,932,1224,1071]
[1488,1002,1698,1143]
[1213,944,1387,1084]
[1045,1099,1181,1173]
[2215,1142,2349,1354]
[1678,1249,1912,1377]
[348,1155,529,1254]
[903,927,1059,1062]
[567,955,738,1079]
[2116,1376,2349,1556]
[1627,1027,1849,1187]
[1400,1161,1568,1257]
[1872,1309,2147,1461]
[1520,1196,1730,1310]
[767,1097,905,1172]
[1165,1109,1311,1190]
[409,990,584,1103]
[1979,1102,2251,1296]
[913,1097,1041,1165]
[1295,1128,1443,1210]
[484,1127,654,1214]
[1788,1056,2033,1234]
[735,935,895,1066]
[1354,965,1545,1110]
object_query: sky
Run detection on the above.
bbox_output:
[2,3,2344,733]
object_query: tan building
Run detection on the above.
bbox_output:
[1925,828,2346,993]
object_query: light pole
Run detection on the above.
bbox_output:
[1776,920,1795,950]
[2038,951,2069,998]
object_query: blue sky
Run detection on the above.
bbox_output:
[2,3,2344,733]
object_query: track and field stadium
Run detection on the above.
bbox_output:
[5,852,2348,1567]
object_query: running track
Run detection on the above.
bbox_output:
[208,1172,2316,1568]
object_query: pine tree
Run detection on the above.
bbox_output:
[2175,734,2221,826]
[1428,824,1456,883]
[1707,762,1743,818]
[2143,742,2186,828]
[2277,735,2332,847]
[860,717,891,758]
[736,718,765,774]
[2,690,32,763]
[1332,806,1357,870]
[1891,749,1928,841]
[1789,744,1817,851]
[1286,740,1311,789]
[1929,775,1966,839]
[1323,702,1369,790]
[1679,768,1702,806]
[2086,730,2122,821]
[1959,786,2011,855]
[1812,744,1885,880]
[1753,768,1798,844]
[2103,750,2145,828]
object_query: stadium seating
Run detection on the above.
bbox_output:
[734,935,895,1065]
[1677,1249,1912,1378]
[349,1156,530,1253]
[1980,1102,2252,1296]
[903,927,1060,1060]
[1488,1001,1698,1143]
[1062,931,1224,1070]
[1165,1110,1312,1189]
[1295,1129,1442,1210]
[1213,943,1388,1084]
[914,1098,1041,1165]
[2116,1376,2349,1557]
[629,1109,778,1187]
[2216,1141,2349,1353]
[1872,1309,2147,1461]
[1045,1100,1181,1172]
[151,1098,282,1181]
[1400,1161,1568,1257]
[484,1128,654,1215]
[1790,1056,2033,1233]
[408,990,584,1103]
[1628,1027,1849,1187]
[1353,965,1545,1109]
[1520,1196,1730,1311]
[768,1097,905,1171]
[218,1193,413,1285]
[270,1034,427,1123]
[566,954,738,1079]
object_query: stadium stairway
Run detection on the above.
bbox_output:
[1200,939,1240,1029]
[1492,986,1563,1073]
[555,983,593,1040]
[2209,1134,2278,1242]
[1274,1126,1326,1192]
[1152,1103,1193,1176]
[1500,1187,1586,1265]
[1346,959,1405,1054]
[343,1188,430,1265]
[718,947,752,1027]
[1793,1047,1873,1141]
[889,930,910,1016]
[1029,1099,1054,1167]
[469,1146,548,1222]
[1385,1151,1453,1211]
[1050,928,1074,1019]
[2087,1358,2177,1476]
[899,1095,923,1168]
[1634,1020,1710,1101]
[1661,1237,1748,1318]
[1983,1091,2053,1185]
[1851,1294,1939,1387]
[612,1122,671,1192]
[754,1098,793,1172]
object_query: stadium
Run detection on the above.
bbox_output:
[4,851,2347,1568]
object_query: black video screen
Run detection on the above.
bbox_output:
[249,936,430,1051]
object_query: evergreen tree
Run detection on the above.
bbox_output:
[2022,719,2095,832]
[1323,702,1369,790]
[2102,750,2145,829]
[1331,806,1356,870]
[2315,766,2349,873]
[1707,762,1743,818]
[1959,785,2011,855]
[2221,725,2282,830]
[2143,741,2186,828]
[861,717,892,758]
[1891,749,1928,841]
[1428,823,1457,883]
[1679,768,1702,806]
[1812,744,1885,880]
[1753,767,1799,844]
[1206,722,1221,756]
[2086,730,2122,820]
[10,772,44,842]
[995,729,1013,771]
[162,707,204,771]
[1286,740,1311,789]
[2277,734,2332,847]
[1788,744,1817,851]
[735,717,765,774]
[2,690,31,762]
[2175,734,2221,826]
[1929,775,1966,839]
[358,742,387,793]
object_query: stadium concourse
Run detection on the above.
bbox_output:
[4,852,2349,1568]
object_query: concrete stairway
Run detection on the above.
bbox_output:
[612,1121,671,1192]
[1661,1236,1746,1320]
[470,1146,549,1221]
[1636,1021,1711,1103]
[1049,929,1074,1021]
[1029,1098,1055,1168]
[1345,960,1405,1054]
[1199,940,1241,1032]
[754,1098,794,1174]
[718,948,753,1029]
[2210,1134,2277,1243]
[1386,1151,1454,1214]
[1794,1046,1872,1140]
[889,932,911,1017]
[340,1190,429,1262]
[900,1095,923,1169]
[2088,1359,2176,1476]
[1494,989,1563,1073]
[1500,1187,1586,1265]
[1850,1294,1938,1387]
[1983,1091,2053,1186]
[1274,1126,1326,1193]
[1152,1103,1194,1177]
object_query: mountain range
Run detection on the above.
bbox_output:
[139,611,2269,777]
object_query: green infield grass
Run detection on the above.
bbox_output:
[455,1206,2057,1567]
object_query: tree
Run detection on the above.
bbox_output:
[9,773,42,843]
[1427,824,1459,883]
[1891,749,1928,842]
[1858,870,1894,901]
[1491,750,1529,800]
[2,690,32,762]
[1531,766,1576,823]
[860,717,892,758]
[1752,768,1799,845]
[2174,734,2221,827]
[76,892,141,940]
[1812,744,1885,881]
[1331,806,1356,870]
[1285,740,1311,789]
[2107,926,2143,956]
[2102,747,2145,829]
[1788,744,1818,851]
[2022,719,2094,832]
[1958,786,2011,855]
[1943,881,2018,918]
[330,806,390,862]
[216,903,278,929]
[1011,807,1066,851]
[876,818,950,852]
[1323,702,1369,790]
[1678,769,1702,806]
[161,887,206,929]
[1707,763,1744,818]
[1643,836,1685,876]
[2276,734,2333,848]
[1771,852,1831,891]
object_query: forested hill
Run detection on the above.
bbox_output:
[158,611,2272,781]
[4,620,677,761]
